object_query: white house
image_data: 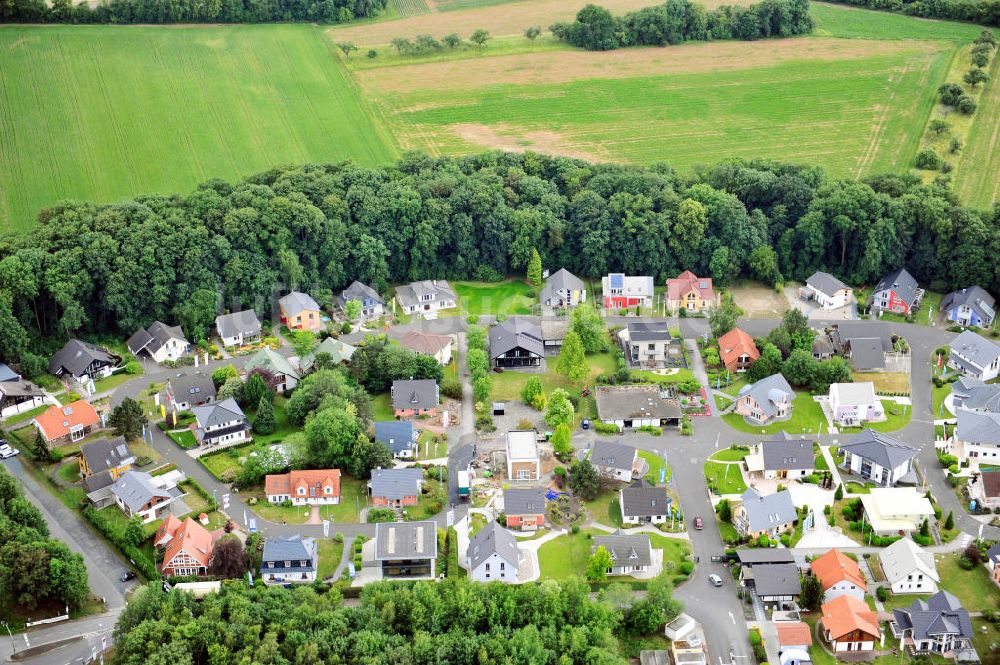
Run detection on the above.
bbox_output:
[506,430,540,481]
[860,488,935,535]
[215,311,262,348]
[803,271,853,310]
[191,398,251,448]
[261,536,317,585]
[467,522,522,583]
[951,408,1000,466]
[594,532,652,576]
[127,322,189,363]
[395,280,457,317]
[948,330,1000,382]
[879,538,940,595]
[744,432,815,481]
[111,470,180,524]
[619,480,671,525]
[829,382,884,427]
[589,440,638,482]
[839,429,919,487]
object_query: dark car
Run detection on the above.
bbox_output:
[710,555,726,563]
[120,571,136,582]
[693,516,704,530]
[581,419,591,430]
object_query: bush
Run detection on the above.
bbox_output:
[958,556,975,570]
[367,508,396,523]
[915,149,942,170]
[593,421,619,434]
[877,586,888,602]
[441,379,463,400]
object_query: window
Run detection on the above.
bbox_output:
[485,563,490,571]
[500,562,505,571]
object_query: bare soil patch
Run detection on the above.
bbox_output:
[328,0,752,45]
[450,122,606,161]
[357,37,931,96]
[728,283,789,319]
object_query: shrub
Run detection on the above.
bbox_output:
[367,508,396,523]
[593,421,619,434]
[441,379,463,400]
[915,149,941,170]
[877,586,888,602]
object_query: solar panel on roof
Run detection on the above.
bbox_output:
[610,274,624,289]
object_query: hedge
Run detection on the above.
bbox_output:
[82,505,159,580]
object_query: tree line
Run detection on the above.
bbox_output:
[113,575,682,664]
[0,0,386,25]
[550,0,813,51]
[0,465,89,615]
[822,0,1000,27]
[1,151,999,375]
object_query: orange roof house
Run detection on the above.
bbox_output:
[821,595,880,648]
[776,622,813,648]
[811,549,867,602]
[34,400,100,444]
[718,327,760,373]
[265,469,342,506]
[155,515,216,577]
[666,271,718,313]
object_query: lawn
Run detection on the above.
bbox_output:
[92,371,139,394]
[632,368,696,385]
[491,352,617,423]
[167,430,199,450]
[317,538,345,579]
[638,450,672,485]
[416,431,448,460]
[372,393,396,421]
[852,371,911,395]
[704,461,747,496]
[453,279,536,317]
[0,24,395,233]
[957,49,1000,208]
[933,382,953,420]
[199,445,251,480]
[1,404,49,427]
[537,527,691,582]
[708,446,750,463]
[57,458,80,483]
[243,398,299,445]
[813,444,829,470]
[722,393,828,435]
[840,400,913,433]
[584,492,624,528]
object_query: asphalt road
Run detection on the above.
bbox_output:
[6,312,994,664]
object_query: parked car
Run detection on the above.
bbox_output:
[693,516,704,530]
[0,444,19,459]
[581,419,591,430]
[120,571,136,582]
[710,555,725,563]
[709,574,723,587]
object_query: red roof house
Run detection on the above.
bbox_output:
[666,271,718,313]
[155,515,216,577]
[34,400,101,445]
[265,469,342,506]
[718,327,760,373]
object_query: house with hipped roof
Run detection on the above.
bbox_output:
[368,467,424,507]
[340,281,384,320]
[941,285,995,328]
[891,591,977,660]
[665,270,717,314]
[215,310,262,348]
[593,532,652,576]
[879,538,939,595]
[839,428,918,486]
[734,374,794,425]
[811,549,867,602]
[300,336,355,372]
[395,280,456,318]
[278,292,323,332]
[400,330,453,366]
[265,469,341,506]
[948,330,1000,382]
[243,347,300,393]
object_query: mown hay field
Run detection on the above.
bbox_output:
[0,24,397,233]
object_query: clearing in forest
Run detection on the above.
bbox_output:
[0,24,396,234]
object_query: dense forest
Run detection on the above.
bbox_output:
[113,577,679,664]
[0,151,998,374]
[0,0,386,25]
[823,0,1000,27]
[550,0,813,50]
[0,466,89,616]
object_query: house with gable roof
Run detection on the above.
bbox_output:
[734,374,794,425]
[618,321,673,367]
[33,400,101,445]
[340,281,384,320]
[400,330,453,366]
[827,322,895,371]
[838,428,918,486]
[467,521,522,583]
[265,469,341,506]
[718,327,760,373]
[593,532,653,576]
[191,397,250,448]
[244,347,300,393]
[802,271,853,310]
[48,340,119,382]
[733,488,797,539]
[368,467,424,507]
[666,270,717,314]
[948,330,1000,381]
[891,591,977,660]
[278,291,323,332]
[539,268,586,309]
[602,273,654,310]
[941,285,995,328]
[951,377,1000,412]
[127,321,189,363]
[79,436,134,480]
[879,538,939,595]
[0,379,47,421]
[951,407,1000,466]
[261,536,317,584]
[744,432,815,481]
[870,267,923,316]
[821,594,880,654]
[502,488,546,530]
[811,548,867,602]
[489,318,543,369]
[215,310,262,348]
[111,470,181,523]
[619,479,671,525]
[589,439,639,482]
[970,468,1000,510]
[166,371,216,411]
[374,420,419,459]
[155,515,217,577]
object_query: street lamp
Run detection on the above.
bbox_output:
[1,620,15,655]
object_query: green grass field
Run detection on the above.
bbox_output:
[0,24,396,233]
[454,279,536,316]
[723,392,829,435]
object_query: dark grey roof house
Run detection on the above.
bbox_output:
[870,267,922,314]
[261,536,317,584]
[0,363,19,382]
[736,488,797,536]
[839,428,919,486]
[594,532,653,572]
[48,339,118,380]
[948,330,1000,381]
[760,432,815,472]
[375,521,437,578]
[806,271,849,297]
[750,562,802,601]
[589,440,638,477]
[489,318,544,368]
[80,436,134,477]
[827,323,894,370]
[619,480,671,522]
[467,522,521,581]
[540,268,586,308]
[736,549,796,566]
[374,420,419,457]
[503,488,547,517]
[167,371,216,408]
[215,310,262,346]
[891,591,977,660]
[941,285,996,327]
[391,379,439,414]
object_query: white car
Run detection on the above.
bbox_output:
[709,574,723,587]
[0,444,20,459]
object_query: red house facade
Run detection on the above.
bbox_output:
[601,273,654,310]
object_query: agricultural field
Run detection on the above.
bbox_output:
[0,24,396,233]
[956,51,1000,207]
[342,2,984,180]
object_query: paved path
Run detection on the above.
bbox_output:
[684,338,719,417]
